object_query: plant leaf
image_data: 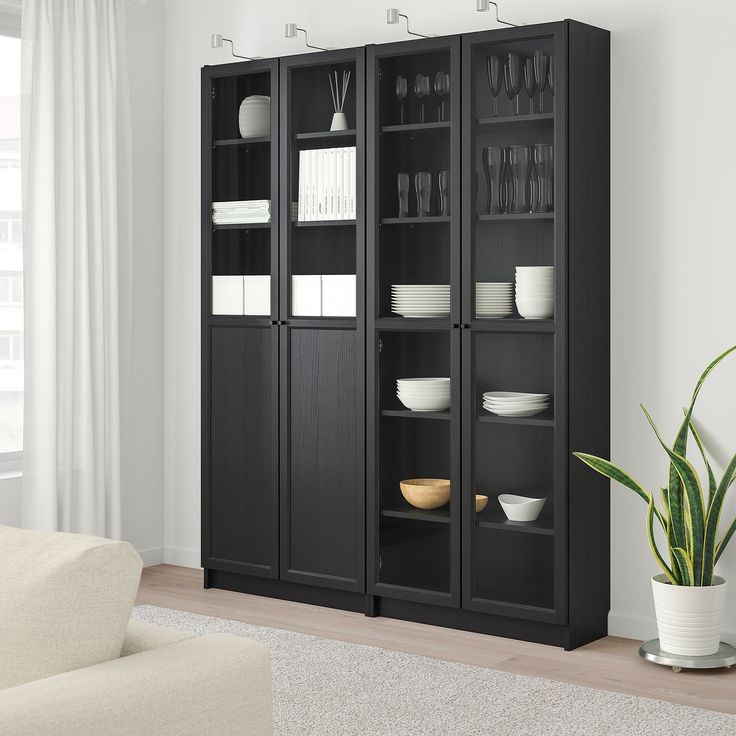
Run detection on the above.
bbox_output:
[671,547,694,586]
[661,487,681,585]
[668,345,736,551]
[647,497,677,584]
[687,415,717,511]
[715,516,736,564]
[573,452,666,529]
[641,406,705,585]
[702,452,736,584]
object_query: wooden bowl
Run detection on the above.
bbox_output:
[475,494,488,513]
[400,478,451,510]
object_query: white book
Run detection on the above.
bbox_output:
[297,150,305,221]
[316,149,324,221]
[328,148,337,220]
[348,146,356,220]
[336,148,344,221]
[322,149,330,220]
[306,149,314,220]
[342,147,350,219]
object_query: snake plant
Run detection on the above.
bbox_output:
[574,345,736,586]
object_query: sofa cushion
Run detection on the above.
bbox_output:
[0,526,143,689]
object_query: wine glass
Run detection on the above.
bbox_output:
[504,53,523,115]
[395,75,408,124]
[523,57,536,115]
[533,50,549,113]
[413,74,431,123]
[433,71,450,122]
[486,55,503,117]
[547,56,555,110]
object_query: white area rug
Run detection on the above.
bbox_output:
[132,605,736,736]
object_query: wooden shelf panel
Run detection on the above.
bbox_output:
[213,222,271,230]
[293,129,356,141]
[476,213,553,222]
[470,319,555,334]
[293,219,356,227]
[381,216,451,225]
[213,136,270,147]
[376,317,451,331]
[381,409,451,421]
[381,506,451,524]
[477,411,554,427]
[380,121,451,134]
[287,317,357,329]
[476,510,555,536]
[476,113,554,129]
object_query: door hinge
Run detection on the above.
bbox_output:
[378,555,383,570]
[378,338,383,353]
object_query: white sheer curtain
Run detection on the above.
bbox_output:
[21,0,132,537]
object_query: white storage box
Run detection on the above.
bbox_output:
[212,276,244,315]
[321,274,356,317]
[243,275,271,315]
[291,275,322,316]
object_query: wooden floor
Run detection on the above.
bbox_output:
[138,565,736,714]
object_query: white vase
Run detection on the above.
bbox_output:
[651,574,727,656]
[330,112,348,131]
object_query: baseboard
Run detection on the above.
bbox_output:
[137,546,165,567]
[609,610,736,645]
[163,546,201,568]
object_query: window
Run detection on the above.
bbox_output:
[0,30,22,457]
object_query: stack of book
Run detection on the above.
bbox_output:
[212,200,271,225]
[297,147,356,221]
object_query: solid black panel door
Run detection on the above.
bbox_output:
[280,325,364,591]
[205,325,278,577]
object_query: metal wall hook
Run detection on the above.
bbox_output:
[210,33,255,61]
[476,0,518,27]
[386,9,433,39]
[285,23,330,52]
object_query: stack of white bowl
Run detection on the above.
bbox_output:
[482,391,550,417]
[515,266,554,319]
[238,95,270,138]
[475,282,513,318]
[397,378,451,412]
[391,285,450,318]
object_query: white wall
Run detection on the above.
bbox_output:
[160,0,736,639]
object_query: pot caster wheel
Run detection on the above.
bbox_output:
[671,666,682,673]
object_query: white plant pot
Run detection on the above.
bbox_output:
[651,574,727,656]
[330,112,348,131]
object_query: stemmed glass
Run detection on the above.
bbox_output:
[547,57,555,111]
[504,53,523,115]
[486,55,503,117]
[433,71,450,122]
[533,51,549,114]
[413,74,431,124]
[523,58,537,115]
[395,75,408,124]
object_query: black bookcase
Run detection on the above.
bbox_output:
[202,20,610,649]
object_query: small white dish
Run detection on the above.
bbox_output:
[498,494,546,522]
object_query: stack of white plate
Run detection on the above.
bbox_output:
[475,282,513,318]
[515,266,554,319]
[397,378,451,412]
[482,391,550,417]
[391,285,450,318]
[239,95,270,138]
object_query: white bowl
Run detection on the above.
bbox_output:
[397,377,450,384]
[483,391,549,401]
[498,494,546,522]
[485,406,548,417]
[397,395,451,412]
[515,266,554,272]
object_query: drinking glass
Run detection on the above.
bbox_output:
[533,50,549,113]
[482,146,506,215]
[438,170,450,216]
[533,144,554,213]
[486,55,503,117]
[504,53,523,115]
[397,173,410,217]
[413,74,431,123]
[395,75,408,124]
[523,57,537,114]
[547,56,555,110]
[508,145,532,214]
[414,171,432,217]
[433,71,450,122]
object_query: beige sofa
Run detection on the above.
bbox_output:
[0,526,273,736]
